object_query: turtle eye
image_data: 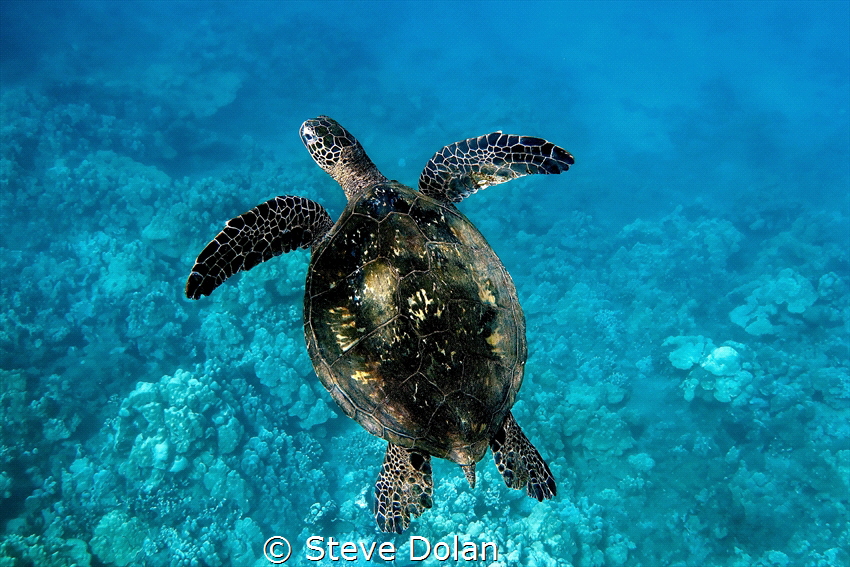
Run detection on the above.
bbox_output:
[301,124,318,145]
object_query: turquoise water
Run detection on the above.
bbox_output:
[1,1,848,565]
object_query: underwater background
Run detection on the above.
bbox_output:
[1,1,848,566]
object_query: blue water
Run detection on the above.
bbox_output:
[1,1,848,565]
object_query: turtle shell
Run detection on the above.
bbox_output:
[304,182,526,465]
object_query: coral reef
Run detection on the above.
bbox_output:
[1,4,848,566]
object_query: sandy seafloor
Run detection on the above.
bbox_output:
[1,1,848,566]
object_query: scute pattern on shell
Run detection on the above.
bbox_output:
[304,182,526,464]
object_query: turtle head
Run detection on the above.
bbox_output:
[300,116,387,200]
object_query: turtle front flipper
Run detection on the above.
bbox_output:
[186,195,332,299]
[373,443,433,533]
[490,412,556,501]
[418,132,573,203]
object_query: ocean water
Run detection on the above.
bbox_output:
[1,1,848,566]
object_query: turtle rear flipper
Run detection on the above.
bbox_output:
[185,195,332,299]
[490,412,556,501]
[418,132,573,203]
[373,443,433,533]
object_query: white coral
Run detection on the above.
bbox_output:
[663,335,712,370]
[701,346,742,377]
[730,269,818,335]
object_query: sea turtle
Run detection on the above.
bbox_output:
[185,116,573,532]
